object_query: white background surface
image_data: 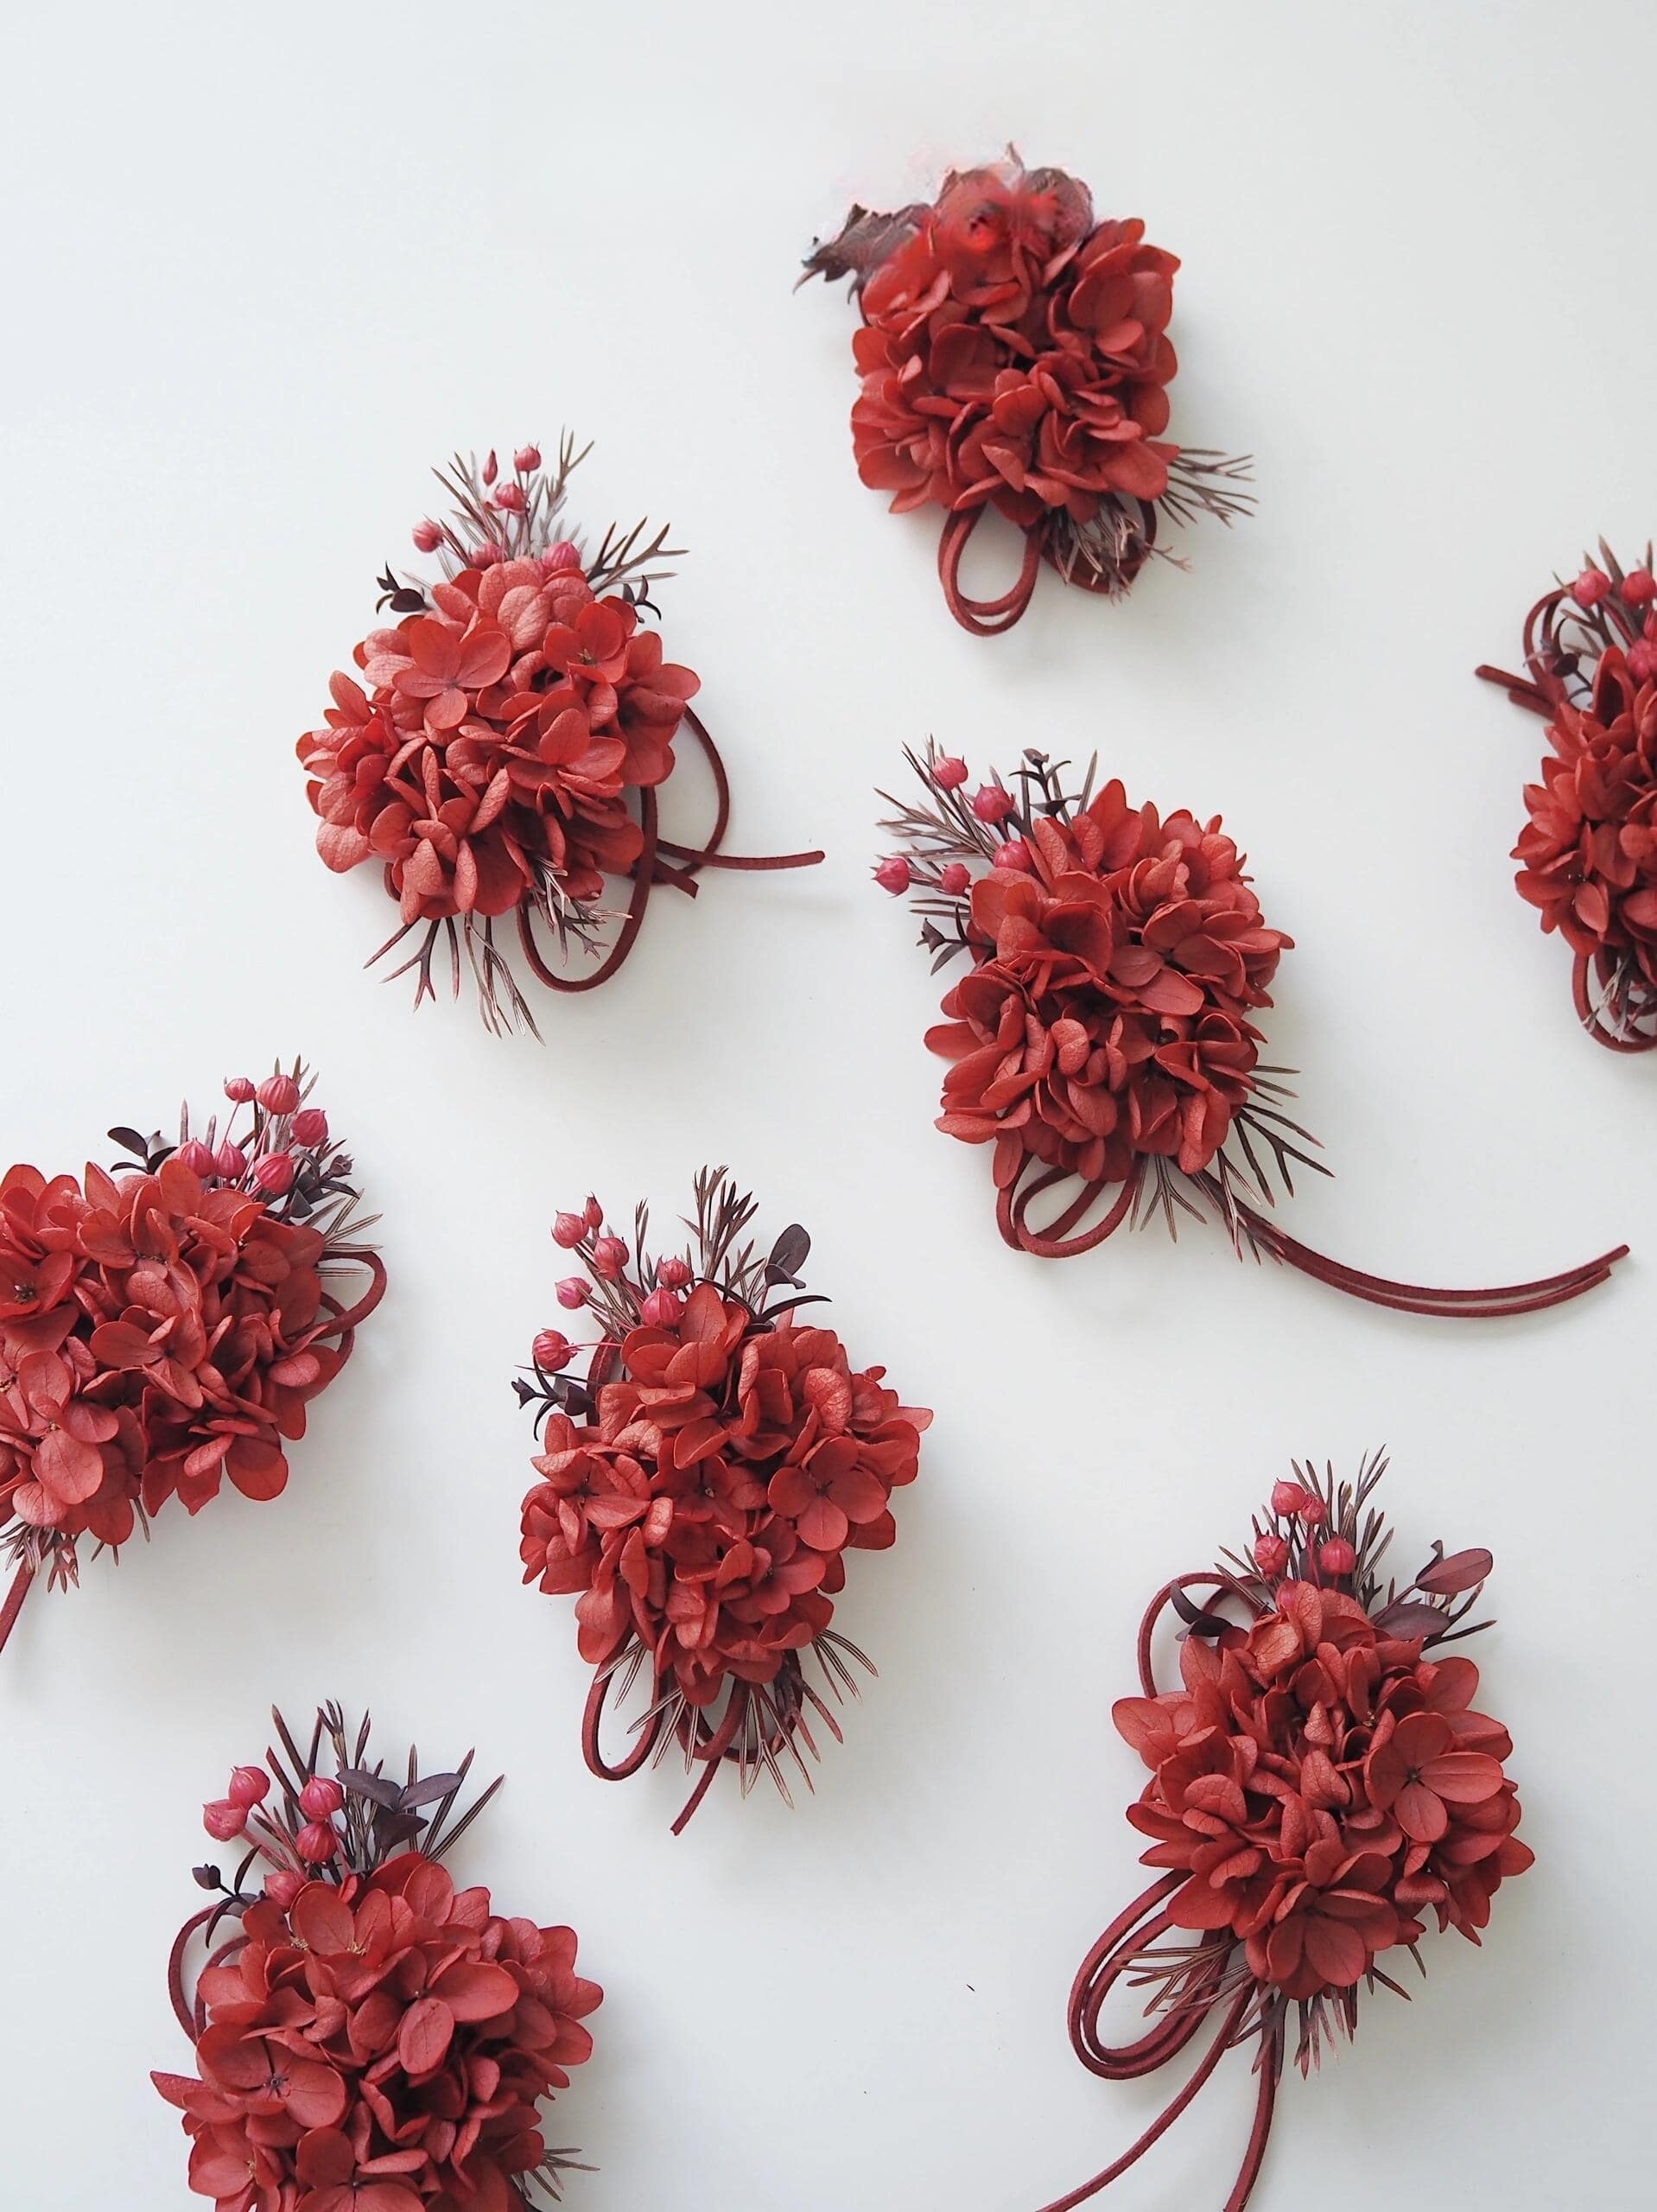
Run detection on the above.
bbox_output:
[3,4,1654,2206]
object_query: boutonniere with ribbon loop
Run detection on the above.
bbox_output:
[156,1700,601,2210]
[1476,542,1657,1050]
[873,745,1627,1313]
[1034,1457,1530,2211]
[299,437,822,1034]
[515,1171,930,1831]
[802,151,1249,636]
[0,1065,383,1663]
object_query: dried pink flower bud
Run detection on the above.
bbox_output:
[257,1074,302,1116]
[202,1798,247,1842]
[1319,1536,1358,1575]
[482,449,498,486]
[552,1213,586,1249]
[590,1235,628,1280]
[939,862,971,896]
[556,1277,590,1311]
[971,783,1016,824]
[533,1329,575,1371]
[297,1777,344,1820]
[1297,1494,1327,1528]
[874,856,912,894]
[224,1077,256,1104]
[295,1820,340,1865]
[213,1141,247,1179]
[1270,1480,1307,1517]
[264,1869,304,1908]
[993,838,1031,871]
[583,1197,604,1230]
[1622,568,1656,607]
[546,539,581,572]
[251,1152,295,1197]
[177,1140,217,1176]
[639,1287,684,1328]
[468,542,503,569]
[656,1255,692,1291]
[226,1765,270,1810]
[514,444,542,474]
[1253,1531,1290,1576]
[1628,640,1657,683]
[1571,566,1610,608]
[412,518,443,553]
[933,755,969,790]
[492,481,527,513]
[291,1108,328,1147]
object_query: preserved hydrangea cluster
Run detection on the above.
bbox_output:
[803,151,1248,633]
[299,439,820,1035]
[515,1173,930,1830]
[298,439,691,1033]
[876,745,1311,1257]
[0,1067,382,1646]
[877,745,1629,1313]
[1115,1496,1528,2011]
[157,1704,600,2212]
[1035,1460,1531,2212]
[1478,546,1657,1050]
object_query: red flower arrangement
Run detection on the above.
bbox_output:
[1476,541,1657,1050]
[801,151,1249,635]
[298,437,822,1033]
[516,1171,930,1830]
[0,1065,383,1661]
[875,744,1628,1313]
[156,1702,600,2212]
[1035,1457,1531,2211]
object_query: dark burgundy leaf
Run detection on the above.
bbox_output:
[1414,1547,1493,1598]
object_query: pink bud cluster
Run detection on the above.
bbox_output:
[1571,564,1657,679]
[535,1198,703,1375]
[179,1071,331,1209]
[873,752,1037,903]
[1252,1479,1355,1584]
[200,1764,346,1866]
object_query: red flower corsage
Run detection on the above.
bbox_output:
[298,438,822,1033]
[156,1701,600,2212]
[516,1171,930,1831]
[0,1065,383,1662]
[801,151,1249,635]
[875,745,1627,1312]
[1476,542,1657,1050]
[1037,1457,1531,2212]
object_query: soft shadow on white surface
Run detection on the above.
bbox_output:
[1,3,1653,2207]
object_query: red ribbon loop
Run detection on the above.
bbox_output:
[937,507,1044,636]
